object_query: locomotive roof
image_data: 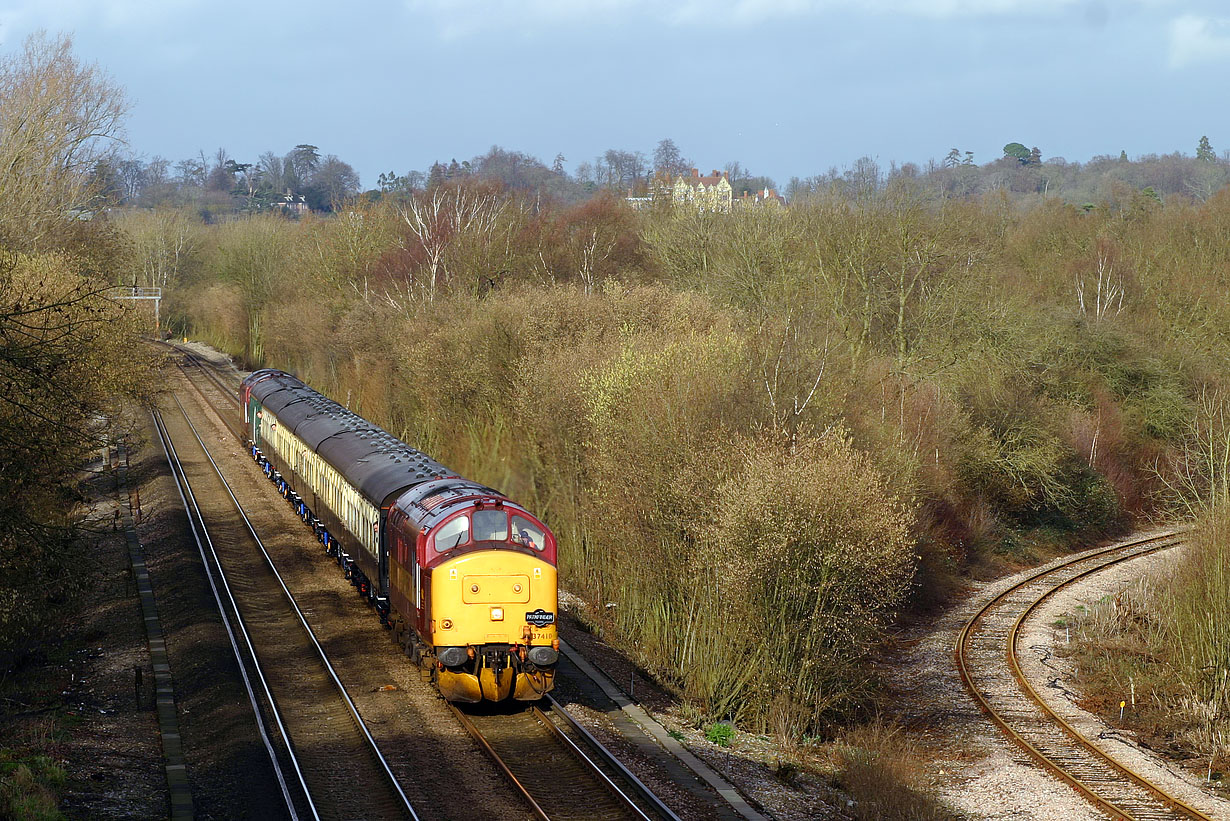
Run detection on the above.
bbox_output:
[244,369,454,506]
[393,477,511,530]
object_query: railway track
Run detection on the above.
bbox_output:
[158,341,720,820]
[957,532,1216,820]
[152,388,419,820]
[448,698,678,821]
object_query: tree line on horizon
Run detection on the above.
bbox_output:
[107,132,1230,218]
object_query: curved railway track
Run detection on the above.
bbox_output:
[957,532,1216,820]
[153,385,419,820]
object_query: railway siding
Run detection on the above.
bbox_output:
[957,532,1227,820]
[1017,547,1230,819]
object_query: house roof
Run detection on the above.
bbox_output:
[677,168,729,188]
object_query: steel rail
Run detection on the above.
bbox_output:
[956,532,1212,820]
[531,703,658,821]
[543,696,682,821]
[182,352,241,407]
[445,703,551,821]
[166,387,421,820]
[172,352,247,447]
[151,407,311,821]
[153,340,243,417]
[446,700,664,821]
[1009,541,1212,820]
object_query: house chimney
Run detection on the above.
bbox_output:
[691,168,699,178]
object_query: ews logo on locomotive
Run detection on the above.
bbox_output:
[525,609,555,627]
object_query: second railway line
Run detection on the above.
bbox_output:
[957,532,1230,821]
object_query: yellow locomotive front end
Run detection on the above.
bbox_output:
[431,548,558,702]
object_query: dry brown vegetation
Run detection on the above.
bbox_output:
[1067,391,1230,780]
[161,174,1230,743]
[828,719,959,820]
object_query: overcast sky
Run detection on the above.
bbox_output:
[2,1,1228,190]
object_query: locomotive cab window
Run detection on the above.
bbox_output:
[511,516,545,550]
[434,514,469,552]
[472,509,508,542]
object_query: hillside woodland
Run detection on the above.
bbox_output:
[138,177,1230,757]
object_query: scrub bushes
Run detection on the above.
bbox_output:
[169,182,1230,740]
[695,432,914,725]
[1066,513,1230,772]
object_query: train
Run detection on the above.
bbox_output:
[239,369,558,702]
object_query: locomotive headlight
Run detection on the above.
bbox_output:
[490,607,504,621]
[437,646,468,668]
[527,646,558,666]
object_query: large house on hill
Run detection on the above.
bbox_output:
[626,168,734,213]
[668,168,733,213]
[629,168,786,212]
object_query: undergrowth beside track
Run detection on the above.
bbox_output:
[1065,514,1230,785]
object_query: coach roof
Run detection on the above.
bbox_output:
[246,369,453,505]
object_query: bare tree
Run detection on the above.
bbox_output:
[397,185,506,301]
[115,208,198,290]
[1076,240,1125,321]
[116,158,146,203]
[653,138,690,178]
[257,151,289,194]
[576,228,615,295]
[600,149,647,191]
[762,312,830,446]
[309,154,360,209]
[0,31,128,251]
[175,157,206,189]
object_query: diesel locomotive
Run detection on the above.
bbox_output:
[240,369,558,702]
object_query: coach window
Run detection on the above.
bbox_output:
[511,516,545,551]
[472,509,508,542]
[434,514,469,552]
